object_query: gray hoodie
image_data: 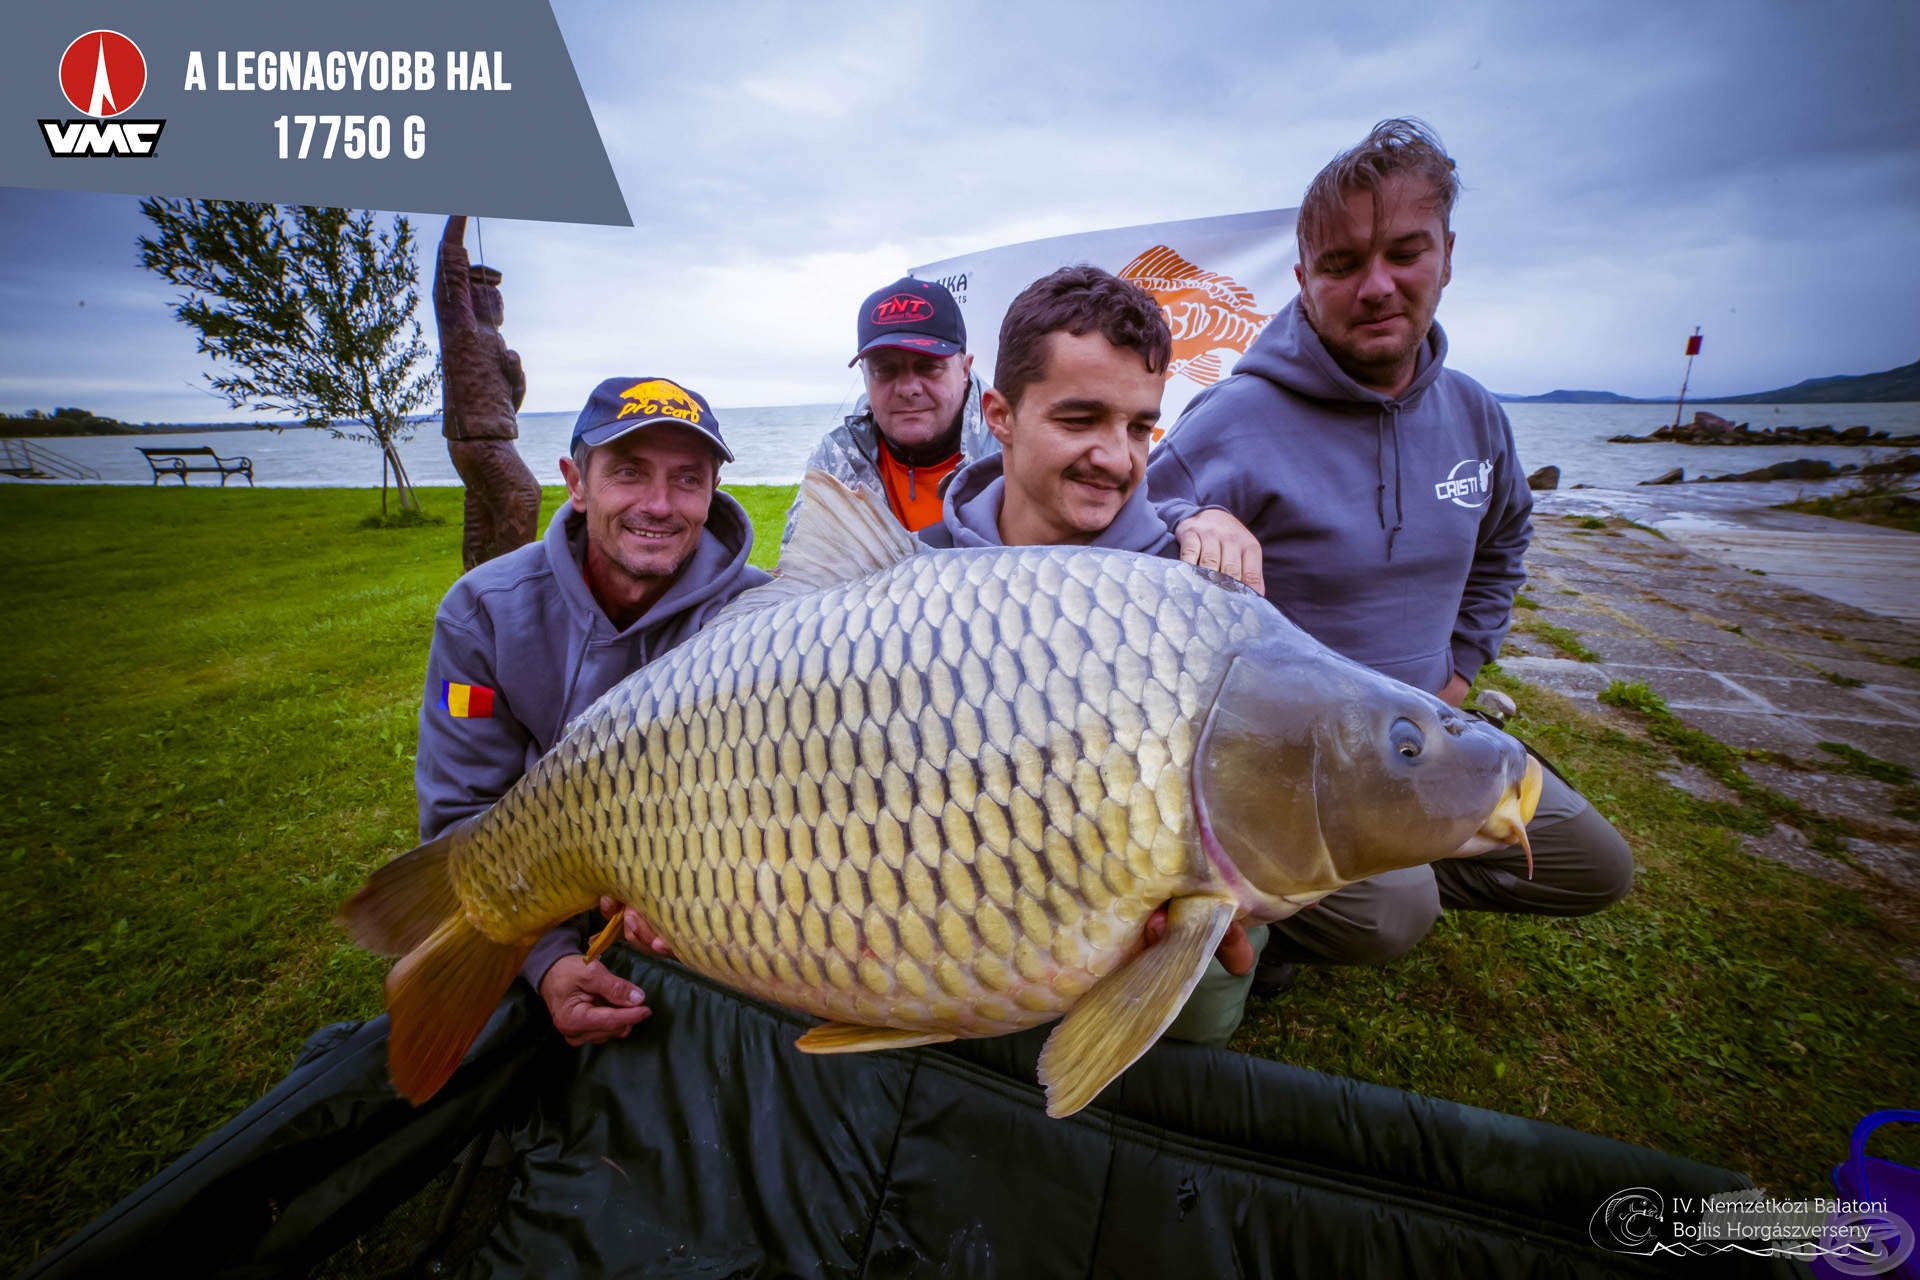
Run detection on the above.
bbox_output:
[917,453,1180,556]
[415,493,770,986]
[1146,297,1531,693]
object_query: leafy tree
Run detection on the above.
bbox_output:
[137,200,440,512]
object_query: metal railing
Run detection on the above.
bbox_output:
[0,438,103,481]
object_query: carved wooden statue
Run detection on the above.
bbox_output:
[434,215,540,570]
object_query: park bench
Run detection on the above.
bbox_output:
[137,446,254,487]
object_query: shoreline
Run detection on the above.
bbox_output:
[1536,489,1920,624]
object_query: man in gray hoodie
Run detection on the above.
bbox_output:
[921,264,1265,1046]
[416,375,771,1045]
[1148,119,1632,984]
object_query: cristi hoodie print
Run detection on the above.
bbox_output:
[1146,298,1532,695]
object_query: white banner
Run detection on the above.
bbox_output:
[912,207,1299,432]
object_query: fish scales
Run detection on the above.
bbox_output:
[449,547,1246,1036]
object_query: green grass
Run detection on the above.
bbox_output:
[1599,682,1854,855]
[2,485,1914,1272]
[1817,742,1915,786]
[1512,614,1603,662]
[0,483,786,1272]
[1598,678,1667,715]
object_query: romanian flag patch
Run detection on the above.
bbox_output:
[441,681,495,718]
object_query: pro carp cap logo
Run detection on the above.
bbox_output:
[59,31,147,118]
[871,294,935,326]
[617,378,705,424]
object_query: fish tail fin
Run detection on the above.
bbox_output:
[384,914,532,1103]
[337,825,532,1103]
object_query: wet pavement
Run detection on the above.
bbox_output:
[1504,494,1920,907]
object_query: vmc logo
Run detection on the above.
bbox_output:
[40,31,166,158]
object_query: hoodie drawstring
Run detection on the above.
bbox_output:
[1373,417,1388,534]
[1388,404,1404,561]
[1374,405,1405,562]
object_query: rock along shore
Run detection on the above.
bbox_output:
[1609,410,1920,448]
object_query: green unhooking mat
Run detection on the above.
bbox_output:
[24,950,1807,1278]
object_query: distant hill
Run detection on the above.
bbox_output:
[1496,389,1647,404]
[1711,358,1920,404]
[1497,358,1920,405]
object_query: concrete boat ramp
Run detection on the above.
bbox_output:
[1507,493,1920,924]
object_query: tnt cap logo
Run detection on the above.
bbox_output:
[42,30,165,157]
[871,294,935,326]
[59,31,147,117]
[849,276,966,365]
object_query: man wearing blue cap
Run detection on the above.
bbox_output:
[415,376,770,1045]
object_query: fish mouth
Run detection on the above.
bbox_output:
[1452,756,1544,872]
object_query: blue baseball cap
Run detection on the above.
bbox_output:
[569,376,733,462]
[849,277,966,366]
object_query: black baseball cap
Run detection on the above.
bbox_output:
[848,276,966,367]
[570,376,733,462]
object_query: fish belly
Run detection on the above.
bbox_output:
[452,547,1263,1038]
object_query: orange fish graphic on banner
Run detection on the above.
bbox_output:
[1119,245,1273,392]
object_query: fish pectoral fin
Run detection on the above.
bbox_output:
[793,1022,958,1055]
[1037,895,1237,1119]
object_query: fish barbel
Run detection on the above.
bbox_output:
[342,471,1541,1117]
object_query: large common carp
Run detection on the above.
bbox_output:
[342,472,1541,1117]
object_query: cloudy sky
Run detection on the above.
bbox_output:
[3,0,1916,422]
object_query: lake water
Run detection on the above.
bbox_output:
[7,401,1917,512]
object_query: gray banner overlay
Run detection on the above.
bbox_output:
[0,0,629,225]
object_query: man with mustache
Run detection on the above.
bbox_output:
[1147,119,1633,994]
[920,264,1266,1046]
[416,376,771,1043]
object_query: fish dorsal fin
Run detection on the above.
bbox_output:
[711,469,919,629]
[781,468,920,588]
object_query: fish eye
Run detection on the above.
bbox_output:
[1390,719,1424,759]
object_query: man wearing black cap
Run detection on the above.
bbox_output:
[415,376,770,1044]
[782,276,998,542]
